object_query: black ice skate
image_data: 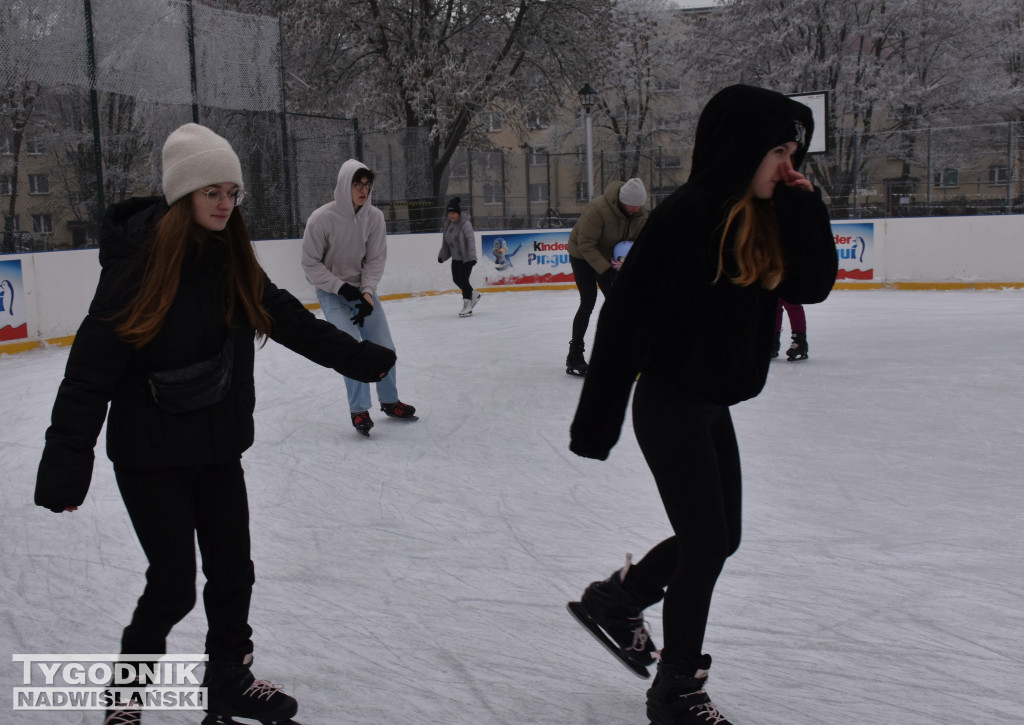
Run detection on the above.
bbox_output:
[351,410,374,437]
[201,654,299,725]
[566,339,589,377]
[568,554,659,679]
[786,331,808,361]
[770,330,781,359]
[103,708,141,725]
[380,400,419,420]
[646,657,733,725]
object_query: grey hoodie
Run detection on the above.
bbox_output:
[301,159,388,297]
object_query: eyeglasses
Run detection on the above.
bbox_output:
[352,181,373,191]
[200,187,246,206]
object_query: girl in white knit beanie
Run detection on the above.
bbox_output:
[35,123,396,725]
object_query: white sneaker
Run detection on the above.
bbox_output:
[470,290,481,310]
[459,298,473,317]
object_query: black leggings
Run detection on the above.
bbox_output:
[115,460,255,661]
[624,373,742,671]
[569,255,613,341]
[451,260,475,299]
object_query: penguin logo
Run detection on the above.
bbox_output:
[0,279,13,316]
[793,121,806,149]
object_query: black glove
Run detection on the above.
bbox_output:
[341,341,397,382]
[467,259,477,267]
[338,283,362,301]
[350,298,374,327]
[438,255,444,263]
[598,267,618,290]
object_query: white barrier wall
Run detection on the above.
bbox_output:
[3,215,1024,351]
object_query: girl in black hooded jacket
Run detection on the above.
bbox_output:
[567,86,838,724]
[34,123,395,725]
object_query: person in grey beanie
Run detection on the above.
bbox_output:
[438,197,481,317]
[33,123,395,725]
[564,178,649,376]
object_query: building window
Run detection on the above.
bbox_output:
[528,147,547,166]
[480,151,503,173]
[28,174,49,194]
[528,183,549,203]
[480,112,502,133]
[1,175,13,195]
[655,116,682,131]
[932,168,958,188]
[483,183,503,205]
[660,154,683,169]
[449,153,468,178]
[4,215,20,231]
[576,182,588,202]
[526,110,550,130]
[0,134,14,155]
[25,136,46,155]
[989,165,1009,185]
[653,78,681,92]
[31,213,53,234]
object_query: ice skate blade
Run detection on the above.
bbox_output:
[566,368,586,377]
[201,715,302,724]
[566,601,650,679]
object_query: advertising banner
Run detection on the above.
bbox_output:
[481,231,574,286]
[0,259,28,342]
[832,221,874,281]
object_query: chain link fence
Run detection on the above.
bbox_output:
[3,0,1023,254]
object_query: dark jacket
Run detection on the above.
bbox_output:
[567,181,649,275]
[36,196,396,512]
[570,85,839,460]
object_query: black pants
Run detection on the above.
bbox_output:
[451,259,475,299]
[570,255,613,341]
[115,460,254,661]
[624,373,742,671]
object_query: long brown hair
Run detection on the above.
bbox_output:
[714,190,784,290]
[116,196,273,348]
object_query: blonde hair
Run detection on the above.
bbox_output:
[714,190,784,289]
[115,197,272,348]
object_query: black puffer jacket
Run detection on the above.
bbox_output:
[570,85,839,461]
[36,197,396,511]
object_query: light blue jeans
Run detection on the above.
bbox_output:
[316,288,399,414]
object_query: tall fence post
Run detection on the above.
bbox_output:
[276,18,295,236]
[82,0,105,223]
[185,0,199,122]
[1007,122,1014,213]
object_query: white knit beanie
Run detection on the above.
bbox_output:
[161,123,244,206]
[618,178,646,207]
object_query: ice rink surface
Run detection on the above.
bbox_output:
[2,287,1023,724]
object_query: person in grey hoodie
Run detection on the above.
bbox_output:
[438,196,481,317]
[302,160,418,436]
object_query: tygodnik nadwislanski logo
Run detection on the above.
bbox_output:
[13,654,207,712]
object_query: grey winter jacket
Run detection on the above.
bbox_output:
[439,213,477,262]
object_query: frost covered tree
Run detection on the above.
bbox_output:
[216,0,607,229]
[687,0,1016,213]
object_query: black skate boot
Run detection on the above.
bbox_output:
[786,331,808,361]
[103,708,141,725]
[351,410,374,437]
[566,339,589,376]
[201,654,298,725]
[568,554,659,678]
[103,670,143,725]
[380,400,418,420]
[770,330,781,359]
[646,657,734,725]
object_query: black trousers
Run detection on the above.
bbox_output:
[624,373,742,671]
[115,460,255,662]
[569,255,613,342]
[451,259,475,299]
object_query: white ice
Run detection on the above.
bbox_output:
[2,288,1023,724]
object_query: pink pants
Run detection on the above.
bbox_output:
[776,298,806,333]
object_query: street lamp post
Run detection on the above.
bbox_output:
[578,83,597,201]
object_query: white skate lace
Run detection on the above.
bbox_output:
[104,711,140,725]
[627,617,651,652]
[242,679,285,701]
[682,689,729,724]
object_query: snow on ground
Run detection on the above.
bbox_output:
[2,288,1023,724]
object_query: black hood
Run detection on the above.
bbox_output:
[98,196,168,269]
[689,84,815,200]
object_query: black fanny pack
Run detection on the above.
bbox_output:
[146,338,235,414]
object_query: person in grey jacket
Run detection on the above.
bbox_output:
[302,160,418,436]
[438,197,481,317]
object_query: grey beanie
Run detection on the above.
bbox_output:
[161,123,244,206]
[618,178,646,206]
